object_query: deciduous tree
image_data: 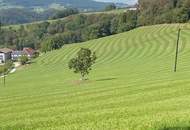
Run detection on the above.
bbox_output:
[68,48,97,80]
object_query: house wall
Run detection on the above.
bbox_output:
[0,53,5,63]
[11,54,23,60]
[0,52,11,63]
[5,52,11,60]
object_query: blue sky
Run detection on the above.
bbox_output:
[94,0,138,5]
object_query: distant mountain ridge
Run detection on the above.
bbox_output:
[0,0,110,10]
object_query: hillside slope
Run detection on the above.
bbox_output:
[0,0,109,10]
[1,24,190,130]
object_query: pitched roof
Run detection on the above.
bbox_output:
[23,48,35,56]
[0,48,13,53]
[12,51,26,56]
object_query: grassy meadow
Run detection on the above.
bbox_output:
[1,24,190,130]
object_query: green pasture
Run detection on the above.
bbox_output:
[1,24,190,130]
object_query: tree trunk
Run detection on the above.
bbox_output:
[80,73,88,80]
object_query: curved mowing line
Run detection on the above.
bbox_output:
[139,25,169,58]
[134,28,153,59]
[178,30,190,54]
[129,25,160,59]
[128,27,157,59]
[145,25,171,59]
[120,31,141,61]
[94,38,119,65]
[147,27,177,59]
[98,39,124,64]
[62,40,110,69]
[109,35,136,64]
[150,25,172,56]
[162,26,181,56]
[107,39,129,64]
[111,31,144,63]
[59,41,103,69]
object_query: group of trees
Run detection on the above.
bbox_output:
[138,0,190,25]
[50,8,79,19]
[0,11,138,52]
[0,8,79,25]
[0,0,190,53]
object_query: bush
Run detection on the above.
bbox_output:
[0,60,13,75]
[20,55,29,65]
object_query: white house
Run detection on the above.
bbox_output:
[11,47,36,61]
[0,48,13,63]
[128,7,137,11]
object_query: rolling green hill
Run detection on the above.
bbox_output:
[2,8,127,28]
[1,24,190,130]
[0,0,109,10]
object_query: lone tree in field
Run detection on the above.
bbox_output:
[68,48,96,80]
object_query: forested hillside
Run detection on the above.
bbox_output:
[0,11,138,50]
[0,8,79,25]
[138,0,190,25]
[0,0,109,10]
[0,1,128,25]
[0,0,189,52]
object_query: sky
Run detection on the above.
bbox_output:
[94,0,138,5]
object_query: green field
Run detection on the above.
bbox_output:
[1,24,190,130]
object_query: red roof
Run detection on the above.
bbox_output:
[23,48,35,56]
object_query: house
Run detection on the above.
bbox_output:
[128,7,137,11]
[11,47,35,60]
[0,48,13,63]
[11,51,26,61]
[123,7,137,13]
[23,47,35,58]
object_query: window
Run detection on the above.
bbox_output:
[0,55,3,60]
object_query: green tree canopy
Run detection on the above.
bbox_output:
[68,48,97,80]
[20,55,29,65]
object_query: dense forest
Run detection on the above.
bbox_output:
[138,0,190,25]
[0,0,189,52]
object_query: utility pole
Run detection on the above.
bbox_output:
[174,28,181,72]
[3,68,5,87]
[3,60,6,87]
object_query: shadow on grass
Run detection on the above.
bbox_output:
[96,77,117,82]
[27,61,36,64]
[160,127,190,130]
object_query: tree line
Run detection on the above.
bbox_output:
[0,11,138,52]
[138,0,190,25]
[0,8,79,25]
[0,0,189,52]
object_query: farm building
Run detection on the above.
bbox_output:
[12,47,36,60]
[0,48,13,63]
[23,47,36,58]
[11,51,26,61]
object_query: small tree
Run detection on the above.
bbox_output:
[20,55,29,65]
[68,48,97,80]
